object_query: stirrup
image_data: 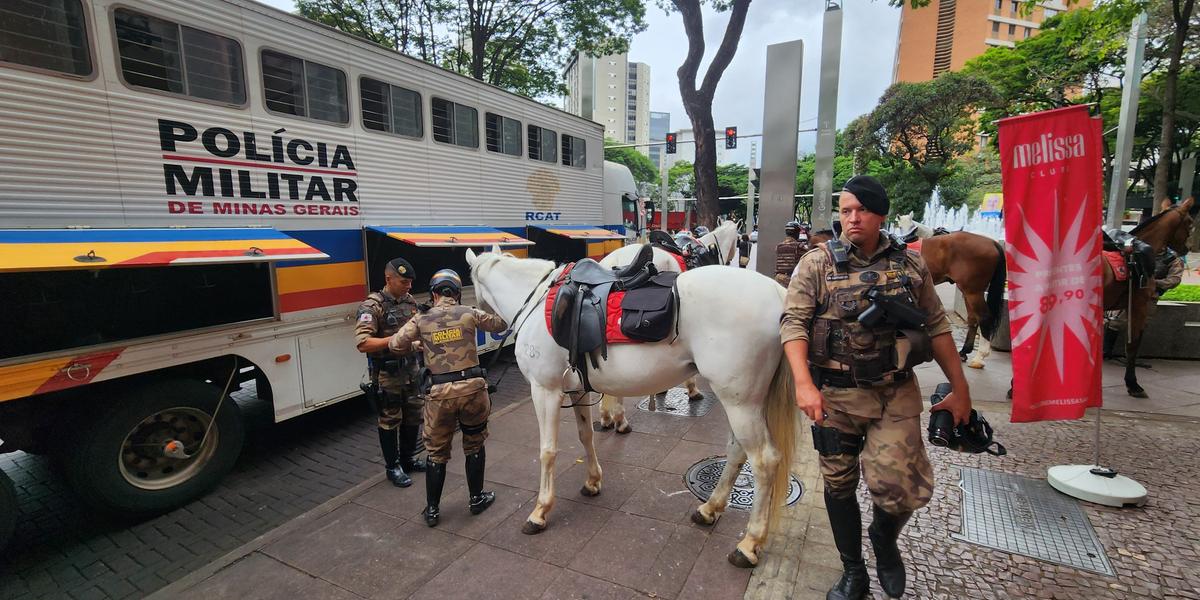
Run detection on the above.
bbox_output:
[561,366,586,396]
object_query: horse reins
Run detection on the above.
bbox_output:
[484,264,561,390]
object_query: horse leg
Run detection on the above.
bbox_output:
[597,394,616,429]
[685,377,705,402]
[691,432,746,526]
[721,404,782,568]
[572,401,604,497]
[1125,297,1150,398]
[523,382,564,535]
[603,395,631,434]
[963,291,990,369]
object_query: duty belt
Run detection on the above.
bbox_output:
[814,367,911,389]
[430,366,486,385]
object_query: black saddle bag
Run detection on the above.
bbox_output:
[619,272,680,342]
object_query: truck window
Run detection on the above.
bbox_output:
[431,97,478,148]
[527,125,557,163]
[0,0,91,76]
[0,264,274,360]
[485,113,521,156]
[360,76,422,138]
[561,134,586,168]
[261,49,347,123]
[113,9,245,104]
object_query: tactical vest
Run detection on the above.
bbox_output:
[775,238,804,276]
[414,304,480,375]
[808,241,930,381]
[366,291,420,381]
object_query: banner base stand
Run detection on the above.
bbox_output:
[1047,464,1147,508]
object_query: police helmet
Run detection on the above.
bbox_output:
[786,220,802,234]
[693,225,711,237]
[386,257,416,280]
[749,231,758,243]
[429,268,462,296]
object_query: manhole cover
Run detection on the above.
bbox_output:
[684,457,803,511]
[636,388,716,417]
[954,467,1114,576]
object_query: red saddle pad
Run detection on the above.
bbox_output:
[1102,251,1128,282]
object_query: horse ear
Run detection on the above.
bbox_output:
[491,244,502,255]
[1183,196,1198,215]
[465,248,477,266]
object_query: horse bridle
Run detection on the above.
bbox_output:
[482,262,561,386]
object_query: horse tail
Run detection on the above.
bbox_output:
[981,241,1007,340]
[764,353,797,533]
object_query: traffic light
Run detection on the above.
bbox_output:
[665,132,677,154]
[725,126,737,149]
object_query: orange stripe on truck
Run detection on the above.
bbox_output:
[0,349,123,403]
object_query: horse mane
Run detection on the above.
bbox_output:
[1130,209,1170,234]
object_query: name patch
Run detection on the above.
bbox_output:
[431,328,463,344]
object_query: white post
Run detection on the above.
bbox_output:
[1106,12,1148,228]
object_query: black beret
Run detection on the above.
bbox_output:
[386,257,415,279]
[842,175,889,216]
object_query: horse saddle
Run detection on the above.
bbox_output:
[548,244,679,393]
[648,230,720,270]
[1102,228,1155,288]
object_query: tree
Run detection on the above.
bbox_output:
[668,160,695,198]
[298,0,647,98]
[666,0,752,229]
[604,140,659,188]
[1151,0,1197,204]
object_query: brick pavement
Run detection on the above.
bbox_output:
[0,362,531,600]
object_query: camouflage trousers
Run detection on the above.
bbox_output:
[773,273,792,287]
[818,378,933,515]
[422,381,490,464]
[377,388,424,430]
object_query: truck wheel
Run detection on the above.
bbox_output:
[0,469,16,551]
[61,379,245,516]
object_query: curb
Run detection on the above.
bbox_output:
[147,395,531,599]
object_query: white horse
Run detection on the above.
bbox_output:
[466,247,796,567]
[895,213,935,239]
[594,221,742,432]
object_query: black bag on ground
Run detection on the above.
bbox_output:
[619,272,679,342]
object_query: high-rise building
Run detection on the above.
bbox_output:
[562,52,651,156]
[649,111,670,169]
[892,0,1089,83]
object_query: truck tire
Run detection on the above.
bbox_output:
[0,469,15,551]
[61,379,245,517]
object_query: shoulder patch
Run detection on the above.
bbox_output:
[357,312,374,323]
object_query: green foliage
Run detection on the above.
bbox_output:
[1161,284,1200,302]
[604,140,659,186]
[668,161,695,198]
[297,0,646,98]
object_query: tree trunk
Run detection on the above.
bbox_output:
[688,108,719,227]
[1151,0,1195,211]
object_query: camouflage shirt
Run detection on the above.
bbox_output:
[354,289,420,390]
[775,236,805,276]
[388,296,508,398]
[1156,253,1184,295]
[781,232,952,346]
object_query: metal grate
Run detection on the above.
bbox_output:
[635,387,717,417]
[684,457,803,511]
[954,467,1115,576]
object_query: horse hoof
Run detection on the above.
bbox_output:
[688,393,706,402]
[691,509,716,527]
[580,485,601,497]
[615,423,632,435]
[521,520,546,535]
[967,360,985,370]
[594,420,614,431]
[959,354,968,363]
[1128,388,1149,399]
[727,548,757,568]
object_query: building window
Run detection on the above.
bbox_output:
[431,97,478,148]
[1008,23,1016,36]
[115,9,245,104]
[992,21,1000,34]
[1023,27,1031,39]
[528,125,557,163]
[562,134,586,168]
[1010,0,1019,15]
[1044,8,1058,18]
[360,77,422,137]
[261,50,347,123]
[0,0,91,76]
[485,112,522,156]
[994,0,1002,10]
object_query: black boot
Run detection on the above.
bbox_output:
[466,448,495,515]
[378,428,411,488]
[423,461,446,527]
[399,423,427,473]
[1103,329,1119,360]
[868,504,912,598]
[825,491,869,600]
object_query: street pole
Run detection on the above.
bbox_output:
[746,141,758,232]
[757,40,805,278]
[1179,153,1197,202]
[1107,12,1148,228]
[811,0,842,231]
[660,157,669,231]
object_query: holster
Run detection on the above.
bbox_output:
[419,368,433,396]
[811,424,865,456]
[360,380,381,413]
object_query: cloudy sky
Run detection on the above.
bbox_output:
[258,0,903,163]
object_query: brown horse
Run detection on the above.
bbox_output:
[805,229,1007,365]
[1104,197,1196,398]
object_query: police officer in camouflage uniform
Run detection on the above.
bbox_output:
[781,176,973,600]
[775,221,806,286]
[388,269,508,527]
[355,258,426,488]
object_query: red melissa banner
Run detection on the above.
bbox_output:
[999,105,1104,423]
